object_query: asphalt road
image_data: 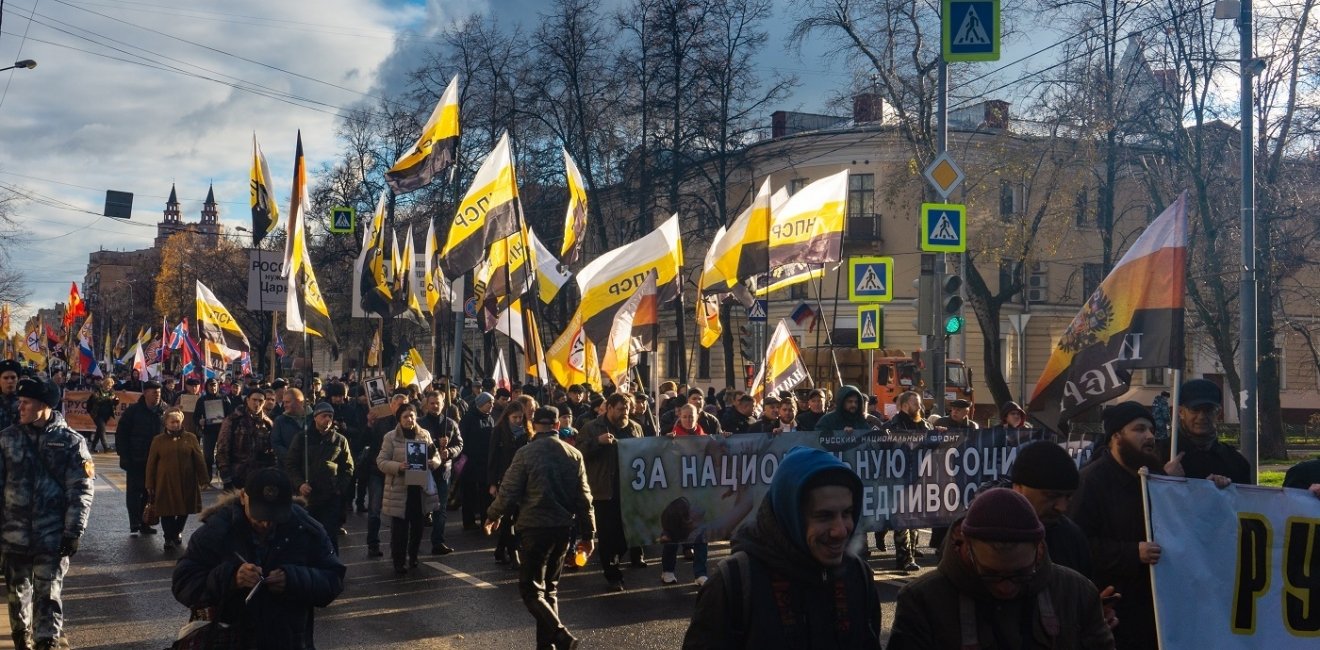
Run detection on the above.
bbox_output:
[28,454,932,650]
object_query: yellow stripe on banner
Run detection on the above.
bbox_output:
[442,168,518,257]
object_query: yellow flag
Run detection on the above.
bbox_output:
[697,294,723,349]
[395,347,433,389]
[768,170,847,267]
[367,323,382,368]
[196,280,249,361]
[575,214,682,345]
[561,149,589,265]
[249,134,279,246]
[284,132,338,351]
[749,319,810,400]
[387,75,459,194]
[546,307,601,391]
[357,192,393,316]
[440,132,520,279]
[0,303,9,338]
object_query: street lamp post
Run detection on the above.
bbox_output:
[0,59,37,73]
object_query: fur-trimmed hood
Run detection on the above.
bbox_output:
[198,492,309,523]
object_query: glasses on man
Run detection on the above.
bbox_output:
[968,543,1041,587]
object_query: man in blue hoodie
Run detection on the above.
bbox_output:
[682,447,882,650]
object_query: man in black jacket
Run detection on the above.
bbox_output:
[116,380,163,535]
[459,393,496,530]
[420,389,463,555]
[285,403,355,555]
[1158,378,1252,484]
[173,468,345,650]
[719,395,759,435]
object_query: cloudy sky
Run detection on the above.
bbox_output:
[0,0,1044,325]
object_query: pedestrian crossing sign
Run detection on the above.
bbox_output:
[858,305,882,350]
[329,206,355,234]
[746,299,768,322]
[943,0,999,62]
[921,203,967,253]
[848,256,894,302]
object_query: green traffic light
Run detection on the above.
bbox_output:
[944,315,964,335]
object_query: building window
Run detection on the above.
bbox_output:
[848,174,874,215]
[1074,189,1090,228]
[1145,368,1166,386]
[697,346,711,380]
[788,178,809,196]
[666,341,681,379]
[847,173,878,241]
[1082,263,1104,299]
[789,283,808,300]
[999,181,1016,219]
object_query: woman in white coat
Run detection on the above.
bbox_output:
[377,402,441,575]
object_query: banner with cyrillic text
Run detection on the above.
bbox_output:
[1147,475,1320,648]
[617,428,1089,545]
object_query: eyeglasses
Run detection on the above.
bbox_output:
[967,543,1041,587]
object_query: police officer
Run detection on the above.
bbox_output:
[0,378,95,650]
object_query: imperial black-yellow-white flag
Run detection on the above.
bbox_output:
[440,132,519,279]
[546,306,601,391]
[423,217,451,314]
[386,75,459,194]
[357,192,393,316]
[397,227,426,322]
[768,170,847,268]
[561,149,589,265]
[1028,191,1188,429]
[600,269,657,387]
[476,221,533,329]
[284,132,338,354]
[575,214,682,345]
[249,134,278,247]
[750,319,810,400]
[196,280,249,362]
[699,179,772,295]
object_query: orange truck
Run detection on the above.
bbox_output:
[870,349,974,411]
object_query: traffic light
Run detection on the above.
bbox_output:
[943,274,963,335]
[739,325,755,363]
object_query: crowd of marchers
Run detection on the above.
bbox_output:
[4,356,1320,649]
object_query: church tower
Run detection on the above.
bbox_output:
[155,184,185,248]
[195,183,222,246]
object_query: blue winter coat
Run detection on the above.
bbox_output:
[173,494,346,650]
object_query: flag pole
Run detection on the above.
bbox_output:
[1169,368,1182,459]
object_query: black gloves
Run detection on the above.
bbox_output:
[59,536,80,557]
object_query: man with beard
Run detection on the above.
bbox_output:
[1069,401,1230,649]
[814,385,869,434]
[215,390,276,491]
[889,489,1113,649]
[576,393,643,591]
[1158,378,1252,484]
[286,403,355,554]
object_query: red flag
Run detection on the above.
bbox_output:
[64,282,87,327]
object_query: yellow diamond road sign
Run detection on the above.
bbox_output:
[923,152,964,200]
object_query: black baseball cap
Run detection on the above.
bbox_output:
[1179,379,1222,408]
[243,468,293,523]
[533,406,560,426]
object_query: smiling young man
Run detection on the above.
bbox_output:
[889,488,1114,650]
[683,447,882,650]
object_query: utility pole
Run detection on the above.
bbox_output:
[932,59,949,416]
[1237,0,1259,477]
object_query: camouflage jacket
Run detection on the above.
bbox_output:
[0,392,17,432]
[0,411,95,555]
[216,409,276,489]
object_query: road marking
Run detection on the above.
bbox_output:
[423,561,497,589]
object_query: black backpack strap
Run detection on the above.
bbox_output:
[719,551,754,649]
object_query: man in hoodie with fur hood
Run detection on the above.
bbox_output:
[682,446,882,649]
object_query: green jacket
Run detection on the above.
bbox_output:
[285,424,355,507]
[488,431,595,540]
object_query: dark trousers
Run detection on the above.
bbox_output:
[390,490,424,568]
[366,474,384,548]
[90,421,108,453]
[202,431,219,481]
[429,474,450,546]
[594,498,626,583]
[125,469,148,530]
[496,507,520,560]
[518,527,571,649]
[161,515,187,541]
[308,496,344,555]
[460,469,490,528]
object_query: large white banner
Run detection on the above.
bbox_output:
[1147,474,1320,648]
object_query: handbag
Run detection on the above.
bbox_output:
[171,607,245,650]
[142,501,161,527]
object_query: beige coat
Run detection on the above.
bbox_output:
[376,426,441,519]
[145,431,209,517]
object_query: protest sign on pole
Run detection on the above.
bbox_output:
[1146,474,1320,648]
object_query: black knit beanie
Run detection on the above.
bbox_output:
[961,488,1044,542]
[1010,441,1079,490]
[1102,401,1154,440]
